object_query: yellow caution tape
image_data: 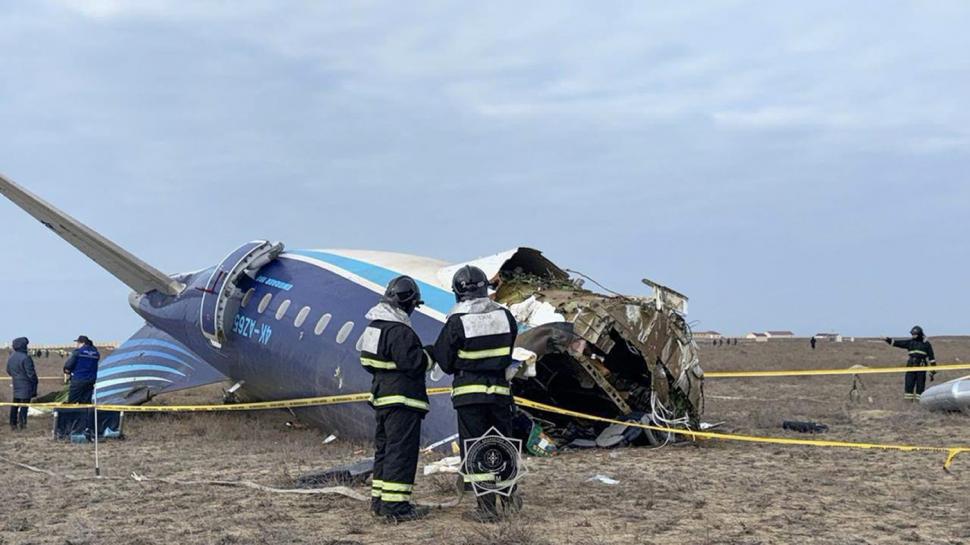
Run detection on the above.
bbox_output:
[3,362,964,382]
[3,386,966,469]
[706,362,970,378]
[512,397,969,470]
[0,392,372,412]
[0,388,455,413]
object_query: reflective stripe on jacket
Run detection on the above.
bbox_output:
[890,338,936,367]
[359,304,431,413]
[432,298,518,407]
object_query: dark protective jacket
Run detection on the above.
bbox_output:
[64,343,101,381]
[359,303,432,413]
[6,337,38,398]
[432,298,517,407]
[890,338,937,367]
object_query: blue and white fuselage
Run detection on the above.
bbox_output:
[121,248,462,443]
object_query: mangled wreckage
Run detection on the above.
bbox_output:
[453,249,705,451]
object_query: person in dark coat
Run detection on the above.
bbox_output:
[64,335,100,404]
[432,266,520,522]
[359,276,432,522]
[6,337,38,430]
[885,325,936,401]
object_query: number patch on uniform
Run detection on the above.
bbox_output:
[357,326,382,353]
[460,310,510,338]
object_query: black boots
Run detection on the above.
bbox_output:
[382,503,430,523]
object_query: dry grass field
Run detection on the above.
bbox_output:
[2,337,970,545]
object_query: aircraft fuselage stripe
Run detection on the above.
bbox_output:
[116,338,203,362]
[283,250,451,322]
[101,350,193,369]
[97,364,187,379]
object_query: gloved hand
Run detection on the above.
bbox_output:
[63,372,70,385]
[884,337,892,345]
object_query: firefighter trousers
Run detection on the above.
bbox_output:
[372,407,423,514]
[904,364,927,400]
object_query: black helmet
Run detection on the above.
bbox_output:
[911,325,924,339]
[452,265,489,302]
[382,275,423,315]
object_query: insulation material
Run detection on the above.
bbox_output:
[509,296,566,328]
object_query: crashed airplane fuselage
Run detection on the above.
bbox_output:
[0,174,703,447]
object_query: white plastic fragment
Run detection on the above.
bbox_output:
[423,456,462,476]
[509,296,565,328]
[323,434,337,444]
[588,474,620,485]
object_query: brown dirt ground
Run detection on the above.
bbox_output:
[2,338,970,545]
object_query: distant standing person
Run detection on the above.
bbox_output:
[6,337,38,430]
[810,336,817,350]
[885,326,936,401]
[64,335,100,403]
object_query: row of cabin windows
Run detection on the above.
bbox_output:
[242,288,353,343]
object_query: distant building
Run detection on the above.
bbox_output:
[765,331,795,339]
[745,332,769,342]
[694,331,723,340]
[815,333,843,343]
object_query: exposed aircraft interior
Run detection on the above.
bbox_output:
[484,250,704,449]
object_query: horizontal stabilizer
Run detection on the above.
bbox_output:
[95,323,228,404]
[0,173,183,295]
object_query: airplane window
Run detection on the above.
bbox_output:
[314,313,332,335]
[275,299,291,320]
[295,306,311,327]
[241,288,255,308]
[336,321,355,344]
[257,293,273,314]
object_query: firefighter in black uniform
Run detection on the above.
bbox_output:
[885,325,937,401]
[431,265,521,522]
[360,276,434,522]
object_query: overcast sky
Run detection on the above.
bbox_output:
[1,1,968,343]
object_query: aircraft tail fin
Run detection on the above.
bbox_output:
[0,173,183,295]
